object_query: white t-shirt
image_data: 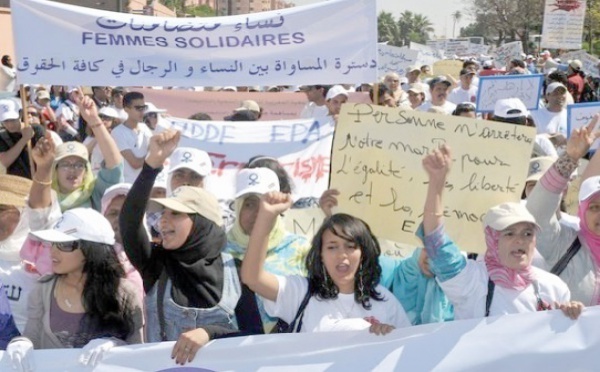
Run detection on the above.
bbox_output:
[530,107,568,136]
[263,275,411,332]
[83,136,104,176]
[109,105,128,123]
[447,86,478,105]
[300,102,329,119]
[111,123,152,183]
[439,260,570,320]
[0,65,17,92]
[0,260,38,332]
[417,100,457,115]
[55,100,80,127]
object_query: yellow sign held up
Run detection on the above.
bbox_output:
[330,104,536,253]
[432,60,463,79]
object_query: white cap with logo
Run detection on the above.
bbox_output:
[0,99,19,122]
[168,147,212,177]
[235,168,280,199]
[30,208,116,245]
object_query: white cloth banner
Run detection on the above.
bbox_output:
[10,0,377,86]
[1,307,600,371]
[541,0,586,49]
[166,117,332,224]
[409,42,444,67]
[377,45,419,79]
[476,74,544,113]
[492,41,523,69]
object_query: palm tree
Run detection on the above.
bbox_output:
[411,14,435,43]
[378,11,401,46]
[452,11,462,38]
[398,11,415,46]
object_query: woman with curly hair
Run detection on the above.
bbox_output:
[242,192,410,334]
[7,208,143,369]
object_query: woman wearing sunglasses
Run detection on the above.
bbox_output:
[7,208,143,370]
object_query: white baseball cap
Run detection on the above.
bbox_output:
[101,183,132,216]
[0,99,19,122]
[235,168,280,199]
[483,202,540,231]
[326,85,349,100]
[579,176,600,202]
[30,208,115,245]
[493,98,529,119]
[145,102,167,114]
[168,147,212,177]
[98,106,120,119]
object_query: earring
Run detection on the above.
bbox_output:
[358,264,365,298]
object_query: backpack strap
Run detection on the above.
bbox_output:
[288,279,312,333]
[485,278,495,317]
[550,237,581,276]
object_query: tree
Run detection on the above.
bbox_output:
[377,10,434,47]
[452,11,462,38]
[378,11,402,46]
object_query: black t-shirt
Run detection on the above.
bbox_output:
[0,124,45,179]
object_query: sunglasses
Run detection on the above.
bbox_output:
[132,105,147,112]
[52,241,80,252]
[99,115,113,121]
[144,113,157,119]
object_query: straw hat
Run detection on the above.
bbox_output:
[0,175,32,207]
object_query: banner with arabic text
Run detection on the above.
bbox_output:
[10,0,377,86]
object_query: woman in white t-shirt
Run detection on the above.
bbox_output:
[241,192,410,334]
[418,144,584,320]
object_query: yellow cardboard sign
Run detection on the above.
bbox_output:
[432,60,463,79]
[330,104,536,253]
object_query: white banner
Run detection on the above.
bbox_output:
[476,74,544,113]
[1,307,599,371]
[541,0,586,49]
[492,41,523,69]
[409,42,444,67]
[166,117,332,224]
[10,0,377,86]
[377,45,419,79]
[567,102,600,149]
[560,49,600,78]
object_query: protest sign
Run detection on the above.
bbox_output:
[11,0,377,86]
[567,102,600,149]
[541,0,586,49]
[476,74,544,113]
[492,41,523,69]
[377,45,419,79]
[1,307,599,371]
[432,60,462,79]
[167,116,332,226]
[559,49,600,77]
[409,41,444,67]
[329,105,535,253]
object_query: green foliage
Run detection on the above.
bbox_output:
[378,10,434,47]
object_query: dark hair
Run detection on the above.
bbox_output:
[547,70,568,85]
[45,240,134,344]
[111,87,126,97]
[188,112,213,121]
[510,59,525,69]
[123,91,144,107]
[225,110,257,121]
[491,115,527,125]
[369,84,393,104]
[452,102,476,116]
[305,213,383,310]
[1,55,12,68]
[244,155,293,193]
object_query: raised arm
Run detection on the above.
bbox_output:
[422,145,452,235]
[75,94,122,170]
[241,191,292,302]
[28,132,56,209]
[580,113,600,182]
[120,129,180,274]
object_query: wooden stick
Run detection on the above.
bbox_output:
[19,85,35,176]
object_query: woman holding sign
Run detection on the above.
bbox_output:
[527,115,600,306]
[418,144,583,320]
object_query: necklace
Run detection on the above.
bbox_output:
[58,278,80,309]
[337,296,356,318]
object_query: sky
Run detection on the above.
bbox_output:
[292,0,466,39]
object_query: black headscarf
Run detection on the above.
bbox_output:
[161,213,227,308]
